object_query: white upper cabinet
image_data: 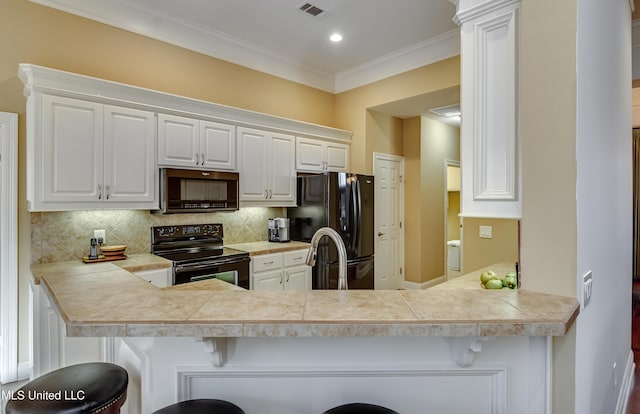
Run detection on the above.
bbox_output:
[296,137,349,172]
[33,95,156,211]
[238,127,296,206]
[158,113,237,171]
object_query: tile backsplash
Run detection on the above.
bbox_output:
[31,207,284,264]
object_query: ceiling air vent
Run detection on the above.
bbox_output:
[298,3,326,17]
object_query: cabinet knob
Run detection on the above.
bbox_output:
[195,153,200,165]
[97,184,102,200]
[105,185,111,200]
[201,153,205,166]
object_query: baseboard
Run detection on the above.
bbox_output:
[17,361,30,381]
[615,349,635,414]
[403,275,446,290]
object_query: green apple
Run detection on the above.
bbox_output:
[480,270,497,284]
[485,279,503,289]
[505,271,517,279]
[502,276,517,289]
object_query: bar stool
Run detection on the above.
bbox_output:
[152,399,245,414]
[323,403,399,414]
[5,362,128,414]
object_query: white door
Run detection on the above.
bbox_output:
[374,153,404,289]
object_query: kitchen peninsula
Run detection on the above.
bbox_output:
[31,258,578,414]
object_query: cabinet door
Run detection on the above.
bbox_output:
[157,114,199,167]
[268,132,296,203]
[325,142,349,172]
[104,105,156,205]
[284,266,311,291]
[133,268,170,288]
[200,121,237,171]
[296,137,324,171]
[238,127,269,201]
[42,95,103,203]
[252,269,284,291]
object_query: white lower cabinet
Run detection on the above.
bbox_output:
[30,281,104,378]
[133,268,171,288]
[251,249,311,291]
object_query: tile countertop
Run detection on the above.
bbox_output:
[30,259,579,338]
[226,241,311,255]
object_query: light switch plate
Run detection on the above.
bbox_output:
[582,271,593,309]
[479,225,492,238]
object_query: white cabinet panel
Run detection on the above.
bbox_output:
[252,269,284,291]
[251,249,311,291]
[34,95,156,210]
[238,127,295,206]
[296,137,349,172]
[42,95,103,202]
[158,114,237,171]
[201,121,236,170]
[158,114,199,167]
[104,105,156,203]
[133,268,171,288]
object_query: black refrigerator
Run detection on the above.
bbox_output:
[287,172,374,289]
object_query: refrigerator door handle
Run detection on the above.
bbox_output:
[353,178,361,253]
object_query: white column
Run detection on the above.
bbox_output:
[451,0,522,218]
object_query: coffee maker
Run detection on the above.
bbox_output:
[268,218,290,242]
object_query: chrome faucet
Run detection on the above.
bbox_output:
[305,227,348,290]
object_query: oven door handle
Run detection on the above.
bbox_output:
[174,256,250,272]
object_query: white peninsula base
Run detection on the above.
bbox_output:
[113,335,550,414]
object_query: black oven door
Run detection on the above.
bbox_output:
[173,256,250,289]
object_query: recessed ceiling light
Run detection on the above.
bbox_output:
[330,33,343,42]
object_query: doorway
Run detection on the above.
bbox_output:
[373,153,404,289]
[444,161,462,280]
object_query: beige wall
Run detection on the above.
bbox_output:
[401,116,460,284]
[402,117,422,283]
[335,57,460,174]
[461,218,518,273]
[447,192,461,241]
[420,117,460,282]
[520,0,578,413]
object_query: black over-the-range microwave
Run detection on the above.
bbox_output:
[159,168,239,214]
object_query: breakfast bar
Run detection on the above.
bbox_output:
[30,257,579,413]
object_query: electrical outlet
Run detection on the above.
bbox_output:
[93,229,106,244]
[582,271,593,309]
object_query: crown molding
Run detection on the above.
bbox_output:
[452,0,521,25]
[334,29,460,93]
[18,63,353,142]
[30,0,460,94]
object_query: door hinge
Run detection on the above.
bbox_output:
[400,221,402,229]
[400,267,403,275]
[399,175,403,183]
